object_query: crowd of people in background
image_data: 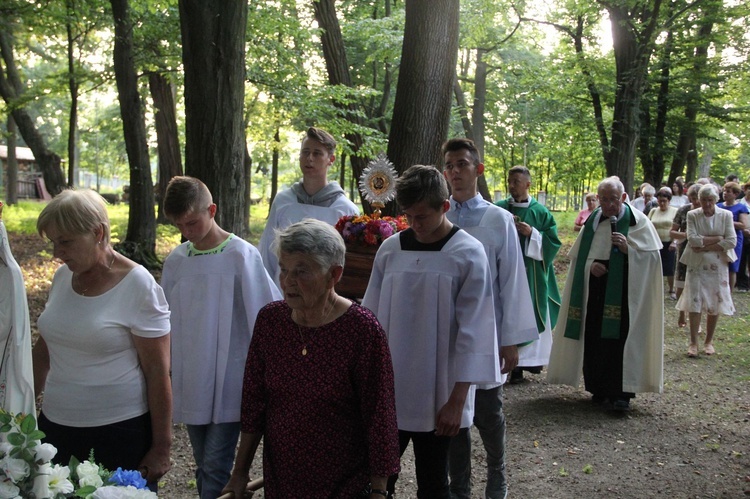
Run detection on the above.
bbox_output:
[1,125,748,498]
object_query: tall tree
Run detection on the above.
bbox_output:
[179,0,249,235]
[387,0,460,176]
[110,0,158,267]
[0,20,66,195]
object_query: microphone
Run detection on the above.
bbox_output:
[610,216,619,253]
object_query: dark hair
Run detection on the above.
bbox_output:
[672,179,684,196]
[396,165,449,211]
[303,127,337,155]
[508,165,532,180]
[441,138,481,166]
[656,187,672,200]
[163,176,213,219]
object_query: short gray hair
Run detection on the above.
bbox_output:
[687,183,702,197]
[698,184,719,201]
[598,176,625,196]
[37,189,111,244]
[275,218,346,270]
[641,184,655,196]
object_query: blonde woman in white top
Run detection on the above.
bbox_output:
[34,190,171,490]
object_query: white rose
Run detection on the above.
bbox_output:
[32,442,57,463]
[92,485,157,499]
[79,472,104,488]
[0,456,30,482]
[0,441,12,456]
[0,480,20,499]
[76,460,100,478]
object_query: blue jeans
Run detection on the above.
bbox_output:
[448,386,507,499]
[186,422,241,499]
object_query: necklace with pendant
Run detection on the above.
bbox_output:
[294,297,335,356]
[75,250,117,296]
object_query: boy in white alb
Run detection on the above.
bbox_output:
[258,127,358,286]
[362,165,500,498]
[161,177,281,499]
[443,139,538,499]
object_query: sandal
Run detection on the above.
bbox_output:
[687,344,699,358]
[704,343,715,355]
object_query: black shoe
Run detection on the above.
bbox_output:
[591,394,607,405]
[526,365,543,374]
[613,399,631,412]
[508,368,524,384]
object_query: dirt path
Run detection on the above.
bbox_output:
[9,233,749,498]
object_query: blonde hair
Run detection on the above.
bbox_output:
[37,189,111,244]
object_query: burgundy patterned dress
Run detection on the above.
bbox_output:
[241,300,400,498]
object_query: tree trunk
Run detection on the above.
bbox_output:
[179,0,249,236]
[66,3,78,188]
[0,31,66,195]
[110,0,158,268]
[668,13,713,184]
[6,115,18,205]
[311,0,369,212]
[387,0,459,210]
[269,127,280,212]
[605,0,663,196]
[149,72,183,223]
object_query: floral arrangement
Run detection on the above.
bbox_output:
[335,214,409,247]
[0,411,156,499]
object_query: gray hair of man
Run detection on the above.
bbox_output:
[641,184,656,196]
[698,184,719,201]
[598,176,625,196]
[274,218,346,271]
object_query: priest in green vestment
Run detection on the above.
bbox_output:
[547,177,664,412]
[495,166,561,383]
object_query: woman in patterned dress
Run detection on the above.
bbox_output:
[222,219,400,499]
[675,185,736,357]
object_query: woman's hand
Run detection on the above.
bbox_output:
[221,472,250,499]
[138,444,171,483]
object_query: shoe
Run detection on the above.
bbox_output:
[687,344,698,357]
[526,365,543,374]
[508,369,524,384]
[591,394,607,405]
[669,292,677,300]
[613,399,631,412]
[704,343,715,355]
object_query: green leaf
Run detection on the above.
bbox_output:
[75,485,97,497]
[28,430,46,441]
[20,413,36,434]
[7,432,25,446]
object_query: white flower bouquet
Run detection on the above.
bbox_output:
[0,411,157,499]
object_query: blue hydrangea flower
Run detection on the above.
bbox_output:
[107,467,147,489]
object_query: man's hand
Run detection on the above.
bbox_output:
[590,261,608,277]
[515,221,532,237]
[435,382,470,436]
[500,345,519,374]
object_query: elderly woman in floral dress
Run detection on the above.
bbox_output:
[676,185,736,357]
[670,183,702,328]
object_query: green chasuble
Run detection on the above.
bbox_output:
[496,197,561,333]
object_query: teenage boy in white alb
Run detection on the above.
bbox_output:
[363,164,500,499]
[443,139,538,499]
[258,127,358,286]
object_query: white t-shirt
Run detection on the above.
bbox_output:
[38,265,170,427]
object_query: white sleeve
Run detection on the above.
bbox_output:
[525,226,543,261]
